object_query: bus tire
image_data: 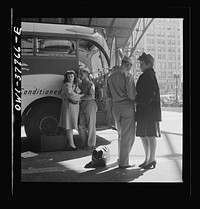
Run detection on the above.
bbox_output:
[24,99,61,152]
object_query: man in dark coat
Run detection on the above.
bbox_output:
[135,52,161,169]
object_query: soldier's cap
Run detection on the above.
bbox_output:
[122,56,134,65]
[80,66,90,73]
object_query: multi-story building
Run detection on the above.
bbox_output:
[126,18,183,98]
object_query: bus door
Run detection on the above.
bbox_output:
[78,39,115,129]
[105,36,118,129]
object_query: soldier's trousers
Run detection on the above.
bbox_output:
[112,102,135,167]
[78,100,98,147]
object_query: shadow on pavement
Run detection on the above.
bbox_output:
[162,132,182,177]
[22,161,148,182]
[77,162,147,182]
[21,134,112,171]
[161,130,182,136]
[21,133,111,153]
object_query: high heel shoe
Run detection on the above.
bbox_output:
[142,161,157,169]
[66,146,78,151]
[138,162,147,168]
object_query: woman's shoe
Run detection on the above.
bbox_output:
[138,162,147,168]
[142,161,157,169]
[66,146,78,151]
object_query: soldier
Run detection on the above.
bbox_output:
[107,56,136,168]
[78,67,98,150]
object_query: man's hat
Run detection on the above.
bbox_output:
[122,56,134,65]
[80,66,90,73]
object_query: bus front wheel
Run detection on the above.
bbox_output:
[24,99,61,151]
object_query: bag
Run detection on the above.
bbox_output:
[91,146,110,167]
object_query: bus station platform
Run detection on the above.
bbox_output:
[21,108,183,183]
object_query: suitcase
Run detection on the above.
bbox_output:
[40,134,67,152]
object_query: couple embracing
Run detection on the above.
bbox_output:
[59,67,97,151]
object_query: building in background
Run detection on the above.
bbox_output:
[125,18,183,100]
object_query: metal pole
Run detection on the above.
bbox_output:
[129,18,154,57]
[176,75,178,103]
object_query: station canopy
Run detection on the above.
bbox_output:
[21,18,139,50]
[69,18,139,49]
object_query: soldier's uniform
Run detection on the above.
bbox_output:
[78,78,98,148]
[107,58,136,167]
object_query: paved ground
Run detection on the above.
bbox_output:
[21,107,183,182]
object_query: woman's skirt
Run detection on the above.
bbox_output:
[59,100,79,130]
[136,119,161,137]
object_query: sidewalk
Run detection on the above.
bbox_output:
[21,110,182,182]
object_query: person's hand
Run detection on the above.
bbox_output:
[79,94,84,97]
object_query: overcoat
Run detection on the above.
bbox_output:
[135,68,161,123]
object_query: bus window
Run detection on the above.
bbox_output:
[36,38,76,57]
[21,37,34,55]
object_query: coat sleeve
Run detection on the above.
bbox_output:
[63,83,81,101]
[135,72,156,105]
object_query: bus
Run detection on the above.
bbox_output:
[21,22,114,150]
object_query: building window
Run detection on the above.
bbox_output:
[162,72,166,78]
[162,54,166,60]
[172,63,176,69]
[158,54,162,59]
[166,26,171,30]
[161,32,165,37]
[167,32,171,38]
[157,71,162,78]
[172,47,176,53]
[157,32,161,37]
[147,46,151,52]
[171,40,176,45]
[171,55,176,60]
[168,62,172,69]
[161,47,166,52]
[168,71,173,78]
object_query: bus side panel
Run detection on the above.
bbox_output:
[35,56,79,75]
[21,56,35,76]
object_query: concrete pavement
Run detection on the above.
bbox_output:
[21,108,183,182]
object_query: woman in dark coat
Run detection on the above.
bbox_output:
[135,53,161,169]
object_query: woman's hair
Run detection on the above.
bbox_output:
[63,70,77,84]
[138,52,154,67]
